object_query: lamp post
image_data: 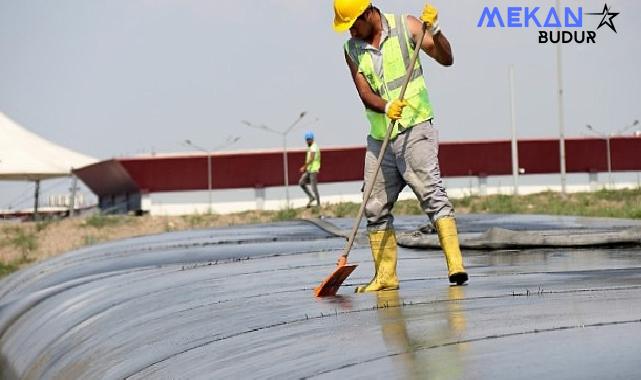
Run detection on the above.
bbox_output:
[508,64,519,195]
[586,125,612,187]
[242,112,312,208]
[585,120,639,189]
[618,119,640,135]
[556,0,567,195]
[184,136,240,213]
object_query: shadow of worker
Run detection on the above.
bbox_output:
[374,287,468,380]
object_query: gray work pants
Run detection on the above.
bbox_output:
[299,172,320,205]
[364,119,454,231]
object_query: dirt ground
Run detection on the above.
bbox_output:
[0,207,326,271]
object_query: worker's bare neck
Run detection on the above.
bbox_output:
[365,23,383,49]
[365,13,383,48]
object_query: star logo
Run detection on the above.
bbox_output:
[586,4,620,33]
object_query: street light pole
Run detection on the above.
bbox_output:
[619,119,640,135]
[206,153,212,211]
[585,125,610,188]
[242,112,310,208]
[185,139,213,212]
[610,120,638,188]
[282,134,289,205]
[605,134,612,187]
[282,111,307,207]
[508,64,519,195]
[185,136,239,213]
[555,0,568,195]
[586,120,639,189]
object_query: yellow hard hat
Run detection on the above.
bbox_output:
[333,0,372,32]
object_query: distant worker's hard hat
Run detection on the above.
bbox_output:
[333,0,371,32]
[305,131,315,140]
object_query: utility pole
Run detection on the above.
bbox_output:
[509,65,519,195]
[184,136,240,213]
[69,174,78,216]
[586,120,639,189]
[555,0,567,195]
[33,180,40,221]
[243,112,316,208]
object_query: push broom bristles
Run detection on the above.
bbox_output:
[314,263,357,297]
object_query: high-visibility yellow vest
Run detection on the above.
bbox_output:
[344,13,433,140]
[307,142,321,173]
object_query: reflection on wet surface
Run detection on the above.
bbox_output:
[363,288,469,380]
[1,216,640,379]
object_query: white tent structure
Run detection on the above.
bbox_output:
[0,112,97,218]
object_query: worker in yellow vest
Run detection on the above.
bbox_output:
[299,131,321,208]
[333,1,468,292]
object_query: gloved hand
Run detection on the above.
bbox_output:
[385,99,407,120]
[420,3,441,35]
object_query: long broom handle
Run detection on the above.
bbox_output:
[341,23,428,259]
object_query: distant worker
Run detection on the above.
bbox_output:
[333,0,468,292]
[299,131,321,208]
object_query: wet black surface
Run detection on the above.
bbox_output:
[1,215,640,379]
[325,213,641,234]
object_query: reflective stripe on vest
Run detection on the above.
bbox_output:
[307,142,321,173]
[345,13,434,140]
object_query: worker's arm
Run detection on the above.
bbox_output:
[406,12,453,66]
[344,51,387,113]
[344,51,406,118]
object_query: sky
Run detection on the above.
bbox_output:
[1,0,640,208]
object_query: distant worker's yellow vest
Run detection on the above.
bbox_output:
[307,142,321,173]
[345,13,433,140]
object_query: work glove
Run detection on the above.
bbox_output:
[385,99,407,120]
[420,3,441,35]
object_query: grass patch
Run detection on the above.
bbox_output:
[0,261,19,277]
[83,214,129,229]
[0,227,38,277]
[83,235,99,246]
[182,214,206,227]
[0,255,35,278]
[395,200,423,215]
[464,194,523,214]
[36,220,52,232]
[181,213,220,228]
[271,208,298,222]
[8,228,38,261]
[452,189,641,219]
[334,202,359,217]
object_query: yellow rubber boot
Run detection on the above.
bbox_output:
[355,230,400,293]
[435,217,469,285]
